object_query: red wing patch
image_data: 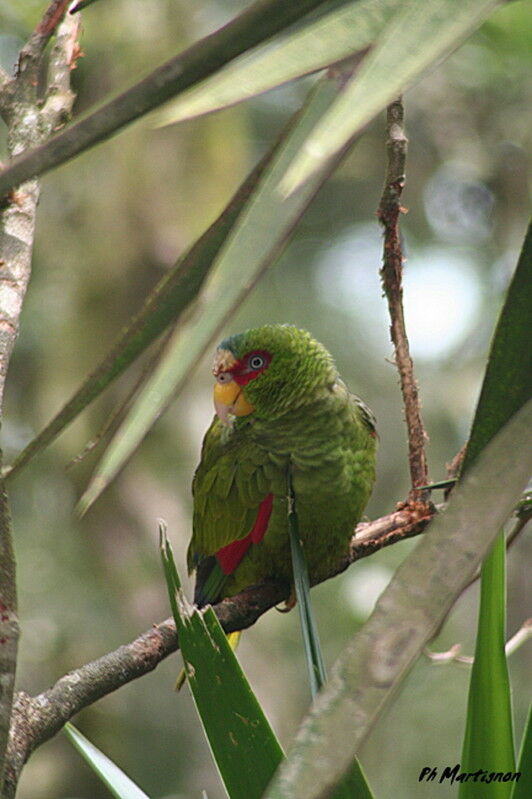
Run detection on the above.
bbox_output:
[216,493,273,575]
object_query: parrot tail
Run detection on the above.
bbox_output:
[175,630,242,691]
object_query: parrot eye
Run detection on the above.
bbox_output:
[216,371,233,384]
[248,354,266,370]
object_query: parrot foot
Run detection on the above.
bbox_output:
[276,588,297,613]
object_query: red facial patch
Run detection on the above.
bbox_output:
[230,350,272,386]
[216,493,273,574]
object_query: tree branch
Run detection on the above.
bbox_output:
[426,617,532,666]
[16,0,74,85]
[378,98,430,501]
[0,6,80,793]
[0,484,16,796]
[3,504,434,796]
[0,69,12,103]
[0,5,78,407]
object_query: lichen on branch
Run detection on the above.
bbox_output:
[0,5,80,795]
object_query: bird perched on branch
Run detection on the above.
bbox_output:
[188,324,377,609]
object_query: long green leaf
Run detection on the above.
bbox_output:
[510,704,532,799]
[4,132,277,481]
[279,0,500,195]
[0,0,331,197]
[77,72,358,513]
[287,472,327,699]
[154,0,399,126]
[461,221,532,472]
[159,526,284,799]
[459,536,515,799]
[459,222,532,795]
[263,398,532,799]
[64,723,151,799]
[332,760,375,799]
[287,475,374,799]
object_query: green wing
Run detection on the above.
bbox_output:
[187,416,276,574]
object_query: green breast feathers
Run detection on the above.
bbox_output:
[187,324,377,606]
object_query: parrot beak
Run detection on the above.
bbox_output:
[214,380,255,425]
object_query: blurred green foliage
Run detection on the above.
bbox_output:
[0,1,530,797]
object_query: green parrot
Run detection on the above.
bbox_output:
[188,324,377,608]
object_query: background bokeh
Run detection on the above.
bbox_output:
[1,1,530,797]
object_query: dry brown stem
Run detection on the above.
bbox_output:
[378,98,430,502]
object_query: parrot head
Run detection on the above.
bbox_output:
[212,324,337,425]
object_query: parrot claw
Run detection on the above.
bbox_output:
[276,588,297,613]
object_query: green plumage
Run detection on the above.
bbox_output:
[188,325,376,603]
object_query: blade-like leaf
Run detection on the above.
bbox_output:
[159,527,284,799]
[279,0,500,195]
[510,704,531,799]
[0,0,332,197]
[459,221,532,795]
[154,0,398,126]
[159,520,182,618]
[332,760,375,799]
[462,221,532,472]
[64,723,151,799]
[459,535,515,799]
[77,72,359,513]
[4,132,277,481]
[287,474,374,799]
[287,471,327,698]
[263,398,532,799]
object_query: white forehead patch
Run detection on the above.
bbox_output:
[213,347,237,375]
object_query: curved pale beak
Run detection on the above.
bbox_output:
[214,380,255,425]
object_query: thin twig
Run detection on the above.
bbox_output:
[70,0,101,12]
[41,5,81,127]
[16,1,74,91]
[425,618,532,666]
[3,505,434,796]
[378,98,430,502]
